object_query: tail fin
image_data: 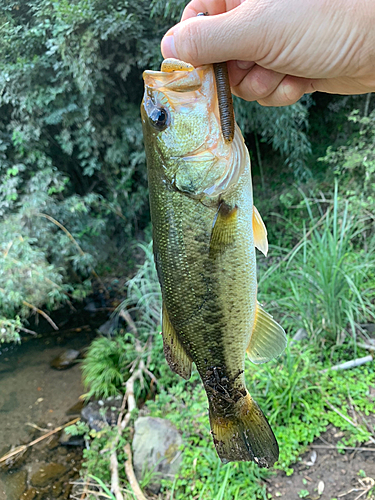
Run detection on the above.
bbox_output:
[209,393,278,467]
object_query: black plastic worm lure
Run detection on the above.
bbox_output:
[197,12,235,143]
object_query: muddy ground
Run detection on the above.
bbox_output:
[268,426,375,500]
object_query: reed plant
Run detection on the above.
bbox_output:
[116,242,162,337]
[259,183,375,345]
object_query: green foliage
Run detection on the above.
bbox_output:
[0,0,169,333]
[259,184,375,344]
[234,97,312,177]
[298,490,310,498]
[83,425,128,485]
[144,343,375,498]
[321,107,375,210]
[0,316,22,343]
[82,334,133,400]
[0,0,315,336]
[87,475,117,500]
[65,420,90,437]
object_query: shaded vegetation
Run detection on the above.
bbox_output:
[0,0,314,341]
[1,0,375,499]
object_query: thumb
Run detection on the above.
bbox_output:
[161,2,270,66]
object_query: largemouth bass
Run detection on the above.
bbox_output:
[141,58,286,467]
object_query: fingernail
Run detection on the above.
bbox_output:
[161,34,177,59]
[237,60,253,70]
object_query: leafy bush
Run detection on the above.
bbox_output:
[234,97,312,178]
[0,0,168,336]
[82,334,133,400]
[0,0,314,338]
[321,107,375,211]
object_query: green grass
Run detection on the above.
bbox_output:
[145,343,375,498]
[259,182,375,346]
[79,193,375,499]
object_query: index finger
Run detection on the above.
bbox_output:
[181,0,243,21]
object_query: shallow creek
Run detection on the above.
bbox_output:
[0,307,107,499]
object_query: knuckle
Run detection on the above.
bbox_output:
[279,80,303,105]
[247,74,270,99]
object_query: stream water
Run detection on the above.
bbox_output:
[0,306,108,499]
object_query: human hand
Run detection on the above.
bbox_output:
[161,0,375,106]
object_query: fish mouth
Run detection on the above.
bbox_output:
[143,64,206,93]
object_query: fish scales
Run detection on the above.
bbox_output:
[149,145,254,381]
[141,58,286,466]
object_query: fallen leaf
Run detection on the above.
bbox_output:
[306,450,317,466]
[318,481,324,495]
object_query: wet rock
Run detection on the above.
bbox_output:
[59,429,85,447]
[81,396,122,431]
[50,349,80,370]
[21,488,38,500]
[30,462,67,487]
[98,316,119,335]
[66,400,85,416]
[132,416,183,494]
[0,469,27,500]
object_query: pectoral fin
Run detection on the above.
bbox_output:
[247,302,287,364]
[162,303,192,380]
[253,206,268,256]
[209,203,238,259]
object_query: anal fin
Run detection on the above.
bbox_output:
[162,303,192,380]
[247,302,287,364]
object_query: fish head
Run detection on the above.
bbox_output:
[141,58,246,198]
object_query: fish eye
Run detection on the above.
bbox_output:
[149,107,169,131]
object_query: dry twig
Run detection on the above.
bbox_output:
[108,323,152,500]
[325,401,375,444]
[358,342,375,351]
[125,443,148,500]
[0,287,59,331]
[0,417,79,464]
[311,445,375,452]
[320,355,373,373]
